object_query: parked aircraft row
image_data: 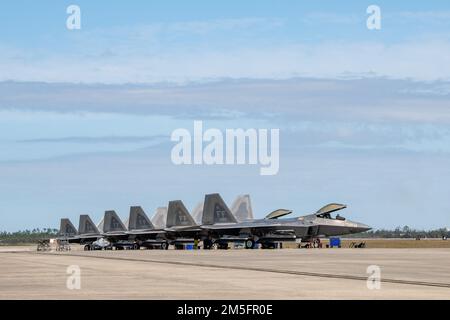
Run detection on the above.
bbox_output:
[57,193,371,250]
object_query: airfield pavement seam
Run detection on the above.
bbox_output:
[12,251,450,290]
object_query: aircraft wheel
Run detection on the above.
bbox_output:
[161,242,169,250]
[245,239,255,249]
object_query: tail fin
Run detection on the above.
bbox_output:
[128,206,154,230]
[103,210,127,233]
[59,218,77,236]
[97,217,105,232]
[166,200,197,228]
[78,214,100,235]
[202,193,237,225]
[192,201,204,224]
[151,207,168,229]
[231,194,254,221]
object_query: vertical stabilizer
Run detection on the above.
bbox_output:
[103,210,127,233]
[97,218,105,233]
[202,193,237,225]
[59,218,77,236]
[151,207,168,229]
[128,206,154,230]
[78,215,100,235]
[166,200,197,228]
[192,201,204,224]
[231,194,254,221]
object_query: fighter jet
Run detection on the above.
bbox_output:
[164,200,201,245]
[57,214,103,250]
[125,206,167,249]
[94,210,129,249]
[187,193,371,249]
[97,207,168,250]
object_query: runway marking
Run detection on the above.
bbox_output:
[15,251,450,289]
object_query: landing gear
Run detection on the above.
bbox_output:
[245,239,255,249]
[160,241,169,250]
[203,238,213,250]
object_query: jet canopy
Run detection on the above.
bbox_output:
[315,203,347,220]
[265,209,293,219]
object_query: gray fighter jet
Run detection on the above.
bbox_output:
[56,193,370,250]
[190,193,371,249]
[99,207,168,250]
[126,206,167,249]
[164,200,202,246]
[58,214,103,250]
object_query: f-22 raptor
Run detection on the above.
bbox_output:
[179,193,371,249]
[57,193,370,250]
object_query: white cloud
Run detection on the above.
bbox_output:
[1,14,450,83]
[1,78,449,125]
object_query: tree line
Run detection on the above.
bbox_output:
[347,226,449,238]
[0,228,59,245]
[0,226,448,244]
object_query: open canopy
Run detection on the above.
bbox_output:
[316,203,347,216]
[265,209,293,219]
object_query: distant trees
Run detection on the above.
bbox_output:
[0,229,58,245]
[348,226,449,239]
[0,226,448,244]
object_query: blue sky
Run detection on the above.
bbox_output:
[1,1,450,230]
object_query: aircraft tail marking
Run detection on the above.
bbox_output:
[59,218,77,236]
[202,193,237,225]
[166,200,197,228]
[128,206,154,230]
[78,214,100,235]
[103,210,127,233]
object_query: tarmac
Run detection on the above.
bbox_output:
[1,246,449,299]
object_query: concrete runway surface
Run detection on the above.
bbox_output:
[0,247,449,299]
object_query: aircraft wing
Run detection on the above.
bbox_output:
[78,234,101,239]
[200,222,285,230]
[127,229,165,235]
[103,231,128,237]
[165,226,203,232]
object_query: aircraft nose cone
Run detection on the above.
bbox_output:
[354,223,371,233]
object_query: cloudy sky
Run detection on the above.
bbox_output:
[1,1,450,230]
